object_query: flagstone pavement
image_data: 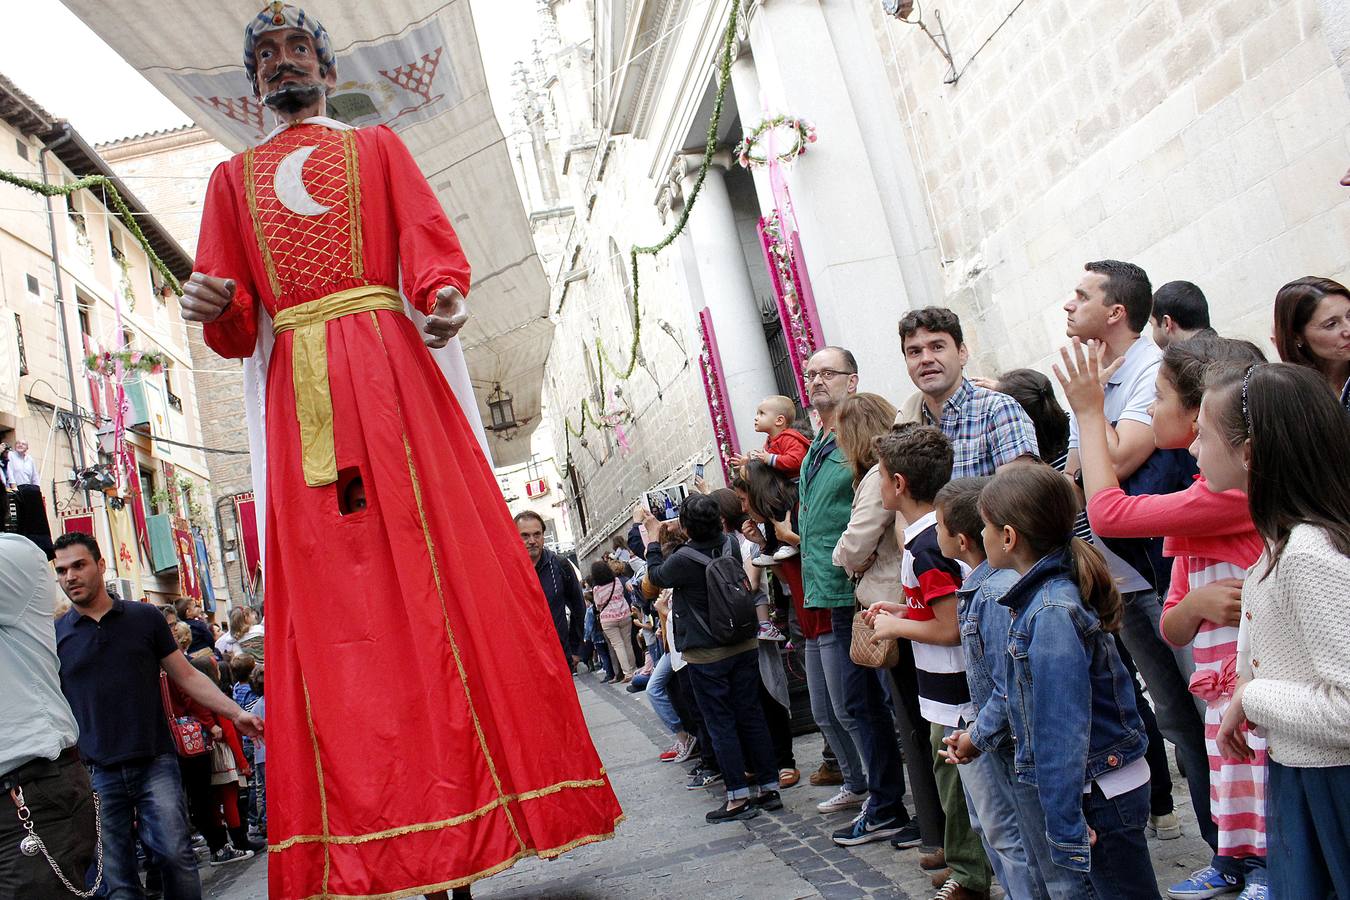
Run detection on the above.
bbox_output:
[203,669,1214,899]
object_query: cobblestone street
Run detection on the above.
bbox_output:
[203,671,1215,899]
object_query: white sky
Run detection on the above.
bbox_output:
[0,0,541,145]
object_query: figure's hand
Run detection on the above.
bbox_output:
[423,287,468,349]
[181,273,235,324]
[1052,338,1107,416]
[747,449,769,464]
[233,710,264,740]
[854,552,878,575]
[969,376,1001,392]
[693,476,709,495]
[740,519,766,546]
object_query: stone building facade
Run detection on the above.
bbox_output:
[98,126,259,603]
[516,0,1350,559]
[0,75,224,608]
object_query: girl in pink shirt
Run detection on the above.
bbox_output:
[1057,335,1270,899]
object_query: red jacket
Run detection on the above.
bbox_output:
[765,428,811,478]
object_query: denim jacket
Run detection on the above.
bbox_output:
[998,549,1147,872]
[957,562,1019,754]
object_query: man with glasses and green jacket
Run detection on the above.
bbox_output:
[798,347,922,850]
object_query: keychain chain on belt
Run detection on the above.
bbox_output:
[10,785,103,897]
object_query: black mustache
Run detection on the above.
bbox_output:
[267,64,308,85]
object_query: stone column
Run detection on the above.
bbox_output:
[676,152,779,452]
[728,44,774,213]
[746,0,940,403]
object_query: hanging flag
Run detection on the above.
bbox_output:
[124,444,150,557]
[193,527,216,609]
[60,510,95,537]
[173,516,201,600]
[234,492,261,595]
[108,502,144,602]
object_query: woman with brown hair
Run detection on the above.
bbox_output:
[1272,276,1350,410]
[832,393,944,852]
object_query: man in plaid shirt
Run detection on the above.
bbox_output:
[899,307,1038,478]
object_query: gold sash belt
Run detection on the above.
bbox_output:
[272,285,404,487]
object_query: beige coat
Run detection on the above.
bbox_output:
[831,465,905,609]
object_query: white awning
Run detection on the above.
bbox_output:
[59,0,552,466]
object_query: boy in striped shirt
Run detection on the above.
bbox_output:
[867,424,991,900]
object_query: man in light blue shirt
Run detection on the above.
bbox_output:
[0,533,95,897]
[1062,260,1219,879]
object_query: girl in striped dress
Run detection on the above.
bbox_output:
[1057,335,1270,899]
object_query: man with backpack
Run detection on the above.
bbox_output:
[641,493,780,824]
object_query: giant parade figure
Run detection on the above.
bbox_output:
[179,5,623,898]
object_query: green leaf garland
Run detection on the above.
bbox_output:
[561,0,741,445]
[0,169,183,296]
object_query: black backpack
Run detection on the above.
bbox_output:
[675,536,759,646]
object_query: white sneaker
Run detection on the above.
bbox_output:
[751,553,779,568]
[772,545,799,560]
[816,787,867,814]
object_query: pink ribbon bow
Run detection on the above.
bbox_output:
[1188,655,1238,704]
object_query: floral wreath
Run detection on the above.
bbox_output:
[735,115,817,169]
[85,348,168,380]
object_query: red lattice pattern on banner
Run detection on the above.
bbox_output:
[379,47,446,124]
[246,127,359,298]
[197,95,266,134]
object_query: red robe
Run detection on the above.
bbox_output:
[197,122,622,899]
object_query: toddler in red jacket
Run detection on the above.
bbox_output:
[733,394,810,585]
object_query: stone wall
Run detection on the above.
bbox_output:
[865,0,1350,375]
[542,140,716,558]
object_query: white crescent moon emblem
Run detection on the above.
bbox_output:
[273,146,331,216]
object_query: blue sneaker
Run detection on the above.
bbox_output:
[1235,883,1268,900]
[831,810,905,846]
[1167,866,1240,899]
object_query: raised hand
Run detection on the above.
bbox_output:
[1052,337,1107,416]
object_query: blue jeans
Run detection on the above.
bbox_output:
[1116,589,1215,851]
[1012,776,1159,900]
[828,607,909,824]
[646,652,682,735]
[805,634,865,794]
[953,736,1047,900]
[1267,760,1350,896]
[686,650,780,801]
[90,754,202,900]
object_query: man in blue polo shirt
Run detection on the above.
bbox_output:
[53,532,263,898]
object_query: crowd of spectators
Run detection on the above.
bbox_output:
[524,265,1350,900]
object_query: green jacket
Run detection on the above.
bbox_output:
[799,428,857,609]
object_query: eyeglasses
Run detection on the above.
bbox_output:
[803,368,852,383]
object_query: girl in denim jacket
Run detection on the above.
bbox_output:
[978,465,1159,899]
